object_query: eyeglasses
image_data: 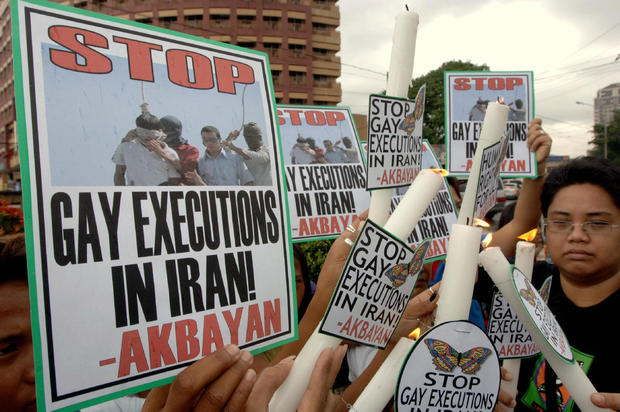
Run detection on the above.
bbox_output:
[203,137,219,143]
[544,220,620,235]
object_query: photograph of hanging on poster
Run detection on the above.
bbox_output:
[392,142,458,261]
[12,1,295,410]
[444,71,535,177]
[278,105,370,241]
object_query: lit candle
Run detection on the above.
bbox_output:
[383,169,443,241]
[353,329,420,411]
[369,7,419,225]
[501,240,536,409]
[479,247,611,412]
[434,223,483,324]
[268,325,341,411]
[458,102,509,225]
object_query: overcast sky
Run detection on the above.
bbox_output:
[338,0,620,158]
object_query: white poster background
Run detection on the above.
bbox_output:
[488,292,540,359]
[445,72,534,177]
[278,105,369,241]
[13,2,294,410]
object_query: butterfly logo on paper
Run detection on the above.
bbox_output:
[520,281,537,307]
[398,112,416,135]
[384,239,431,287]
[424,338,492,374]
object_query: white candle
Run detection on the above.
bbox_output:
[352,336,415,412]
[458,102,509,225]
[383,169,443,241]
[479,247,611,412]
[370,8,419,225]
[268,325,341,411]
[434,223,483,324]
[501,241,536,409]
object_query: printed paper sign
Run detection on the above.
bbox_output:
[488,292,539,359]
[319,220,430,348]
[366,86,425,189]
[12,2,295,410]
[393,142,458,261]
[473,138,508,218]
[278,106,370,241]
[513,269,574,362]
[445,71,535,177]
[396,321,501,412]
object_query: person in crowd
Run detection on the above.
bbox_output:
[497,157,620,412]
[290,135,316,165]
[223,122,272,185]
[159,115,201,185]
[112,112,181,186]
[340,136,359,164]
[324,139,346,164]
[509,98,526,121]
[305,138,326,164]
[195,125,253,186]
[469,98,488,121]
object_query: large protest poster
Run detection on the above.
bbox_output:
[278,105,370,241]
[12,1,295,410]
[444,71,535,177]
[393,142,458,261]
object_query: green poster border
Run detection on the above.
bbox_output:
[11,0,297,409]
[318,219,430,349]
[278,104,368,243]
[443,70,537,179]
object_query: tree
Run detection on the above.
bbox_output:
[407,60,489,144]
[587,110,620,166]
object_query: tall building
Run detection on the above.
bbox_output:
[594,83,620,126]
[0,0,342,190]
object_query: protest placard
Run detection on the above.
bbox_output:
[319,220,430,348]
[396,321,501,412]
[278,105,370,241]
[392,141,458,261]
[488,291,540,359]
[367,86,425,190]
[472,137,508,219]
[445,71,535,177]
[12,2,294,410]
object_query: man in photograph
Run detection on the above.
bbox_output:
[196,125,253,186]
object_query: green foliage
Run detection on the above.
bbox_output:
[298,239,335,283]
[408,60,490,144]
[587,110,620,166]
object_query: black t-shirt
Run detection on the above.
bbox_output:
[515,261,620,412]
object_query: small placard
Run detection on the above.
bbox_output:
[396,321,501,412]
[366,86,425,190]
[512,268,574,362]
[488,291,539,359]
[319,220,430,348]
[473,137,508,218]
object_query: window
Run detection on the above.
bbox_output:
[237,15,256,28]
[264,43,281,57]
[290,71,306,85]
[289,44,305,58]
[271,70,281,85]
[237,41,256,49]
[312,22,329,34]
[263,16,280,30]
[136,17,153,24]
[159,16,177,28]
[211,14,230,28]
[290,98,306,104]
[184,14,203,27]
[288,18,305,31]
[313,74,330,87]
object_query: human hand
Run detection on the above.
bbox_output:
[122,128,138,142]
[144,139,166,155]
[526,118,552,173]
[393,282,439,341]
[494,367,517,412]
[246,345,347,412]
[227,130,241,141]
[184,170,205,186]
[591,392,620,410]
[142,344,256,412]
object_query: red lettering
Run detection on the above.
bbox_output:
[284,109,303,125]
[113,36,162,81]
[166,49,214,89]
[309,217,319,234]
[473,78,487,90]
[222,307,243,345]
[488,78,505,90]
[320,217,329,233]
[202,313,224,355]
[305,110,325,126]
[246,303,265,340]
[506,77,523,90]
[325,110,345,125]
[263,299,281,335]
[454,78,470,90]
[214,57,255,94]
[118,330,148,377]
[175,319,200,362]
[147,324,176,369]
[277,109,285,126]
[48,25,111,73]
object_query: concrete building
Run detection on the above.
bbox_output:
[594,83,620,126]
[0,0,342,191]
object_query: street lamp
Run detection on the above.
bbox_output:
[576,100,607,159]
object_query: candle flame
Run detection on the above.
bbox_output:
[473,218,490,228]
[517,228,538,242]
[481,233,493,248]
[409,327,421,340]
[430,168,449,177]
[497,97,505,104]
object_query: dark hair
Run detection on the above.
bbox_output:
[0,234,28,284]
[200,125,221,139]
[541,156,620,217]
[135,113,162,130]
[498,201,516,229]
[293,244,312,320]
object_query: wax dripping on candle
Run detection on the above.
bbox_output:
[517,228,538,241]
